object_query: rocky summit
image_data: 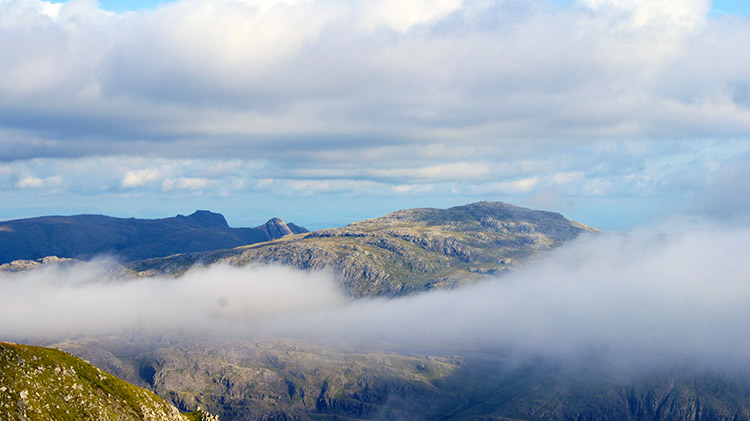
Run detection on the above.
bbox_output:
[129,201,596,297]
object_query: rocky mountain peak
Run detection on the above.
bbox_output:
[184,210,229,227]
[263,217,294,239]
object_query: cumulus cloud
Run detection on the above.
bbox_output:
[161,176,214,191]
[1,0,749,230]
[121,168,162,188]
[0,0,748,162]
[3,218,750,370]
[14,176,45,189]
[14,175,62,189]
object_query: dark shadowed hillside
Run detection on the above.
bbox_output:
[0,211,307,264]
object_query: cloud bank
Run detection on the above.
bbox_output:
[2,0,750,155]
[2,218,750,370]
[1,0,749,229]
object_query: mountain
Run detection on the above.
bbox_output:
[53,337,750,421]
[0,211,307,264]
[129,201,596,297]
[6,201,749,420]
[54,337,458,420]
[0,342,217,420]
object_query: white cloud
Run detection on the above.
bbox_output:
[121,168,162,188]
[14,175,62,189]
[463,177,541,195]
[285,179,383,194]
[0,0,748,160]
[550,171,584,185]
[0,0,749,227]
[15,176,45,189]
[579,0,709,31]
[0,264,345,338]
[392,183,434,194]
[354,0,463,33]
[161,177,214,191]
[372,162,494,182]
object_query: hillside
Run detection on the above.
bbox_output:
[0,342,217,420]
[54,337,459,420]
[53,337,750,421]
[130,201,596,297]
[0,211,307,264]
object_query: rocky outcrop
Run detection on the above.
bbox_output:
[0,255,77,272]
[263,217,294,238]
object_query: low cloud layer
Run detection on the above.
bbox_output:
[2,218,750,370]
[0,264,347,339]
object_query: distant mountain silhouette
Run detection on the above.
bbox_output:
[0,210,307,264]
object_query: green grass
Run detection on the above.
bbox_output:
[0,342,191,420]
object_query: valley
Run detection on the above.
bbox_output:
[2,201,748,420]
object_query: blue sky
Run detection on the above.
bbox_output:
[1,0,749,231]
[712,0,750,15]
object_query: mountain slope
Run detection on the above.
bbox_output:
[130,201,596,297]
[0,211,307,264]
[54,337,750,421]
[0,342,205,420]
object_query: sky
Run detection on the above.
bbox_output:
[1,0,750,230]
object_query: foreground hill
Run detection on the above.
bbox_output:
[130,201,596,297]
[0,211,307,264]
[0,342,216,420]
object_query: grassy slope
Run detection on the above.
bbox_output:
[0,342,207,421]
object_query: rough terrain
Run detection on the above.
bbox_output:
[130,201,595,297]
[0,341,218,420]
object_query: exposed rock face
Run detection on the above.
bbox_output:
[0,256,78,272]
[0,211,307,264]
[0,342,191,420]
[130,201,596,297]
[263,217,294,238]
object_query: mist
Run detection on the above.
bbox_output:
[2,218,750,370]
[0,263,347,339]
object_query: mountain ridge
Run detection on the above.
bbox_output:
[129,201,596,297]
[0,210,308,264]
